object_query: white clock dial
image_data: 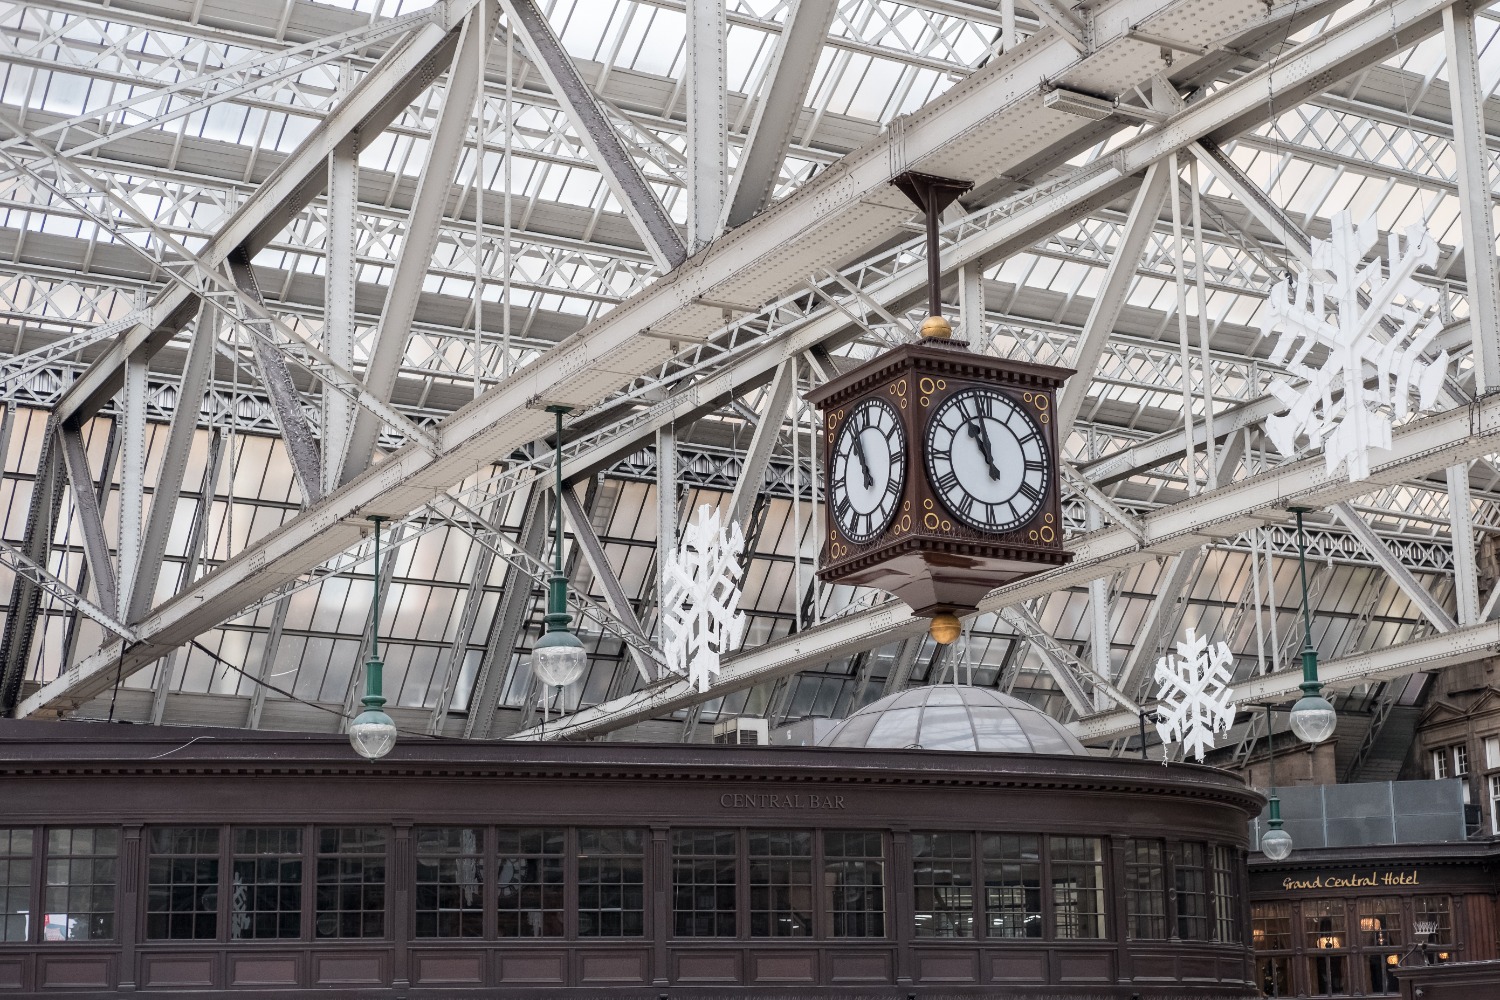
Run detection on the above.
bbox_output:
[925,387,1049,532]
[830,397,907,544]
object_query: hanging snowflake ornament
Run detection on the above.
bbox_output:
[1262,211,1451,483]
[1153,627,1237,762]
[660,504,748,692]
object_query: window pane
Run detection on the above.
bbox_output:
[981,834,1040,939]
[231,828,302,940]
[1414,896,1453,946]
[1173,842,1209,941]
[1252,900,1292,950]
[43,828,117,942]
[673,830,736,937]
[748,831,811,938]
[578,828,644,937]
[1304,899,1347,950]
[315,827,386,939]
[146,827,219,941]
[496,828,562,938]
[1125,839,1166,939]
[824,831,884,938]
[416,828,484,939]
[0,829,33,943]
[1050,836,1104,939]
[912,832,972,938]
[1212,845,1238,941]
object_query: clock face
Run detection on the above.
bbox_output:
[830,397,907,544]
[925,387,1050,533]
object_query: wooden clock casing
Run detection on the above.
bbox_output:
[807,338,1074,617]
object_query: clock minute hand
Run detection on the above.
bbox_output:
[968,422,1002,481]
[852,429,875,489]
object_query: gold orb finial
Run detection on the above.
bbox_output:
[919,315,952,340]
[929,613,961,644]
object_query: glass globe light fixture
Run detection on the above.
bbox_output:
[350,656,398,760]
[526,405,588,702]
[1288,508,1336,746]
[1261,798,1294,860]
[350,516,396,761]
[1259,704,1294,860]
[1290,690,1338,745]
[531,627,587,688]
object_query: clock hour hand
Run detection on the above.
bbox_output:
[967,422,1002,481]
[852,429,875,489]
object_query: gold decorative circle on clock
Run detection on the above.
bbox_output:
[925,387,1051,532]
[829,396,906,544]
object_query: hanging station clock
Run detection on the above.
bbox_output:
[807,172,1075,641]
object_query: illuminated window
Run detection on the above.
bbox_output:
[1251,901,1293,999]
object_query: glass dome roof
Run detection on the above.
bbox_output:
[817,686,1088,755]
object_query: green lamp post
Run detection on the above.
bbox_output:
[349,515,398,760]
[1260,704,1294,860]
[1287,508,1337,745]
[528,406,587,690]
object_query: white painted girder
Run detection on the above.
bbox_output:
[15,0,1436,719]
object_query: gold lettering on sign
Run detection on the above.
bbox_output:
[717,792,847,810]
[1281,870,1421,891]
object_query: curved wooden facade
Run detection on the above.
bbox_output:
[0,720,1263,998]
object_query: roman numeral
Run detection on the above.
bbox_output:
[1024,459,1045,473]
[977,394,993,419]
[936,470,959,494]
[835,496,852,519]
[958,494,976,517]
[1018,481,1042,503]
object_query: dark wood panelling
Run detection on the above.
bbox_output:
[0,722,1264,998]
[576,948,649,984]
[989,949,1046,982]
[913,948,979,982]
[1056,950,1113,982]
[227,953,299,987]
[312,952,385,986]
[496,952,565,984]
[674,950,741,983]
[140,953,215,988]
[826,949,892,983]
[749,950,816,983]
[37,954,111,989]
[410,951,483,985]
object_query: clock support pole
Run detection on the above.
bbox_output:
[892,172,973,340]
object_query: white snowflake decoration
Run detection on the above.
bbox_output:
[660,504,748,692]
[1263,211,1450,483]
[1153,627,1237,762]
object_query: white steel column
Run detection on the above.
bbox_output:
[1447,464,1481,626]
[959,264,985,343]
[324,133,359,493]
[116,353,147,616]
[687,0,726,252]
[1444,0,1500,393]
[657,424,678,608]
